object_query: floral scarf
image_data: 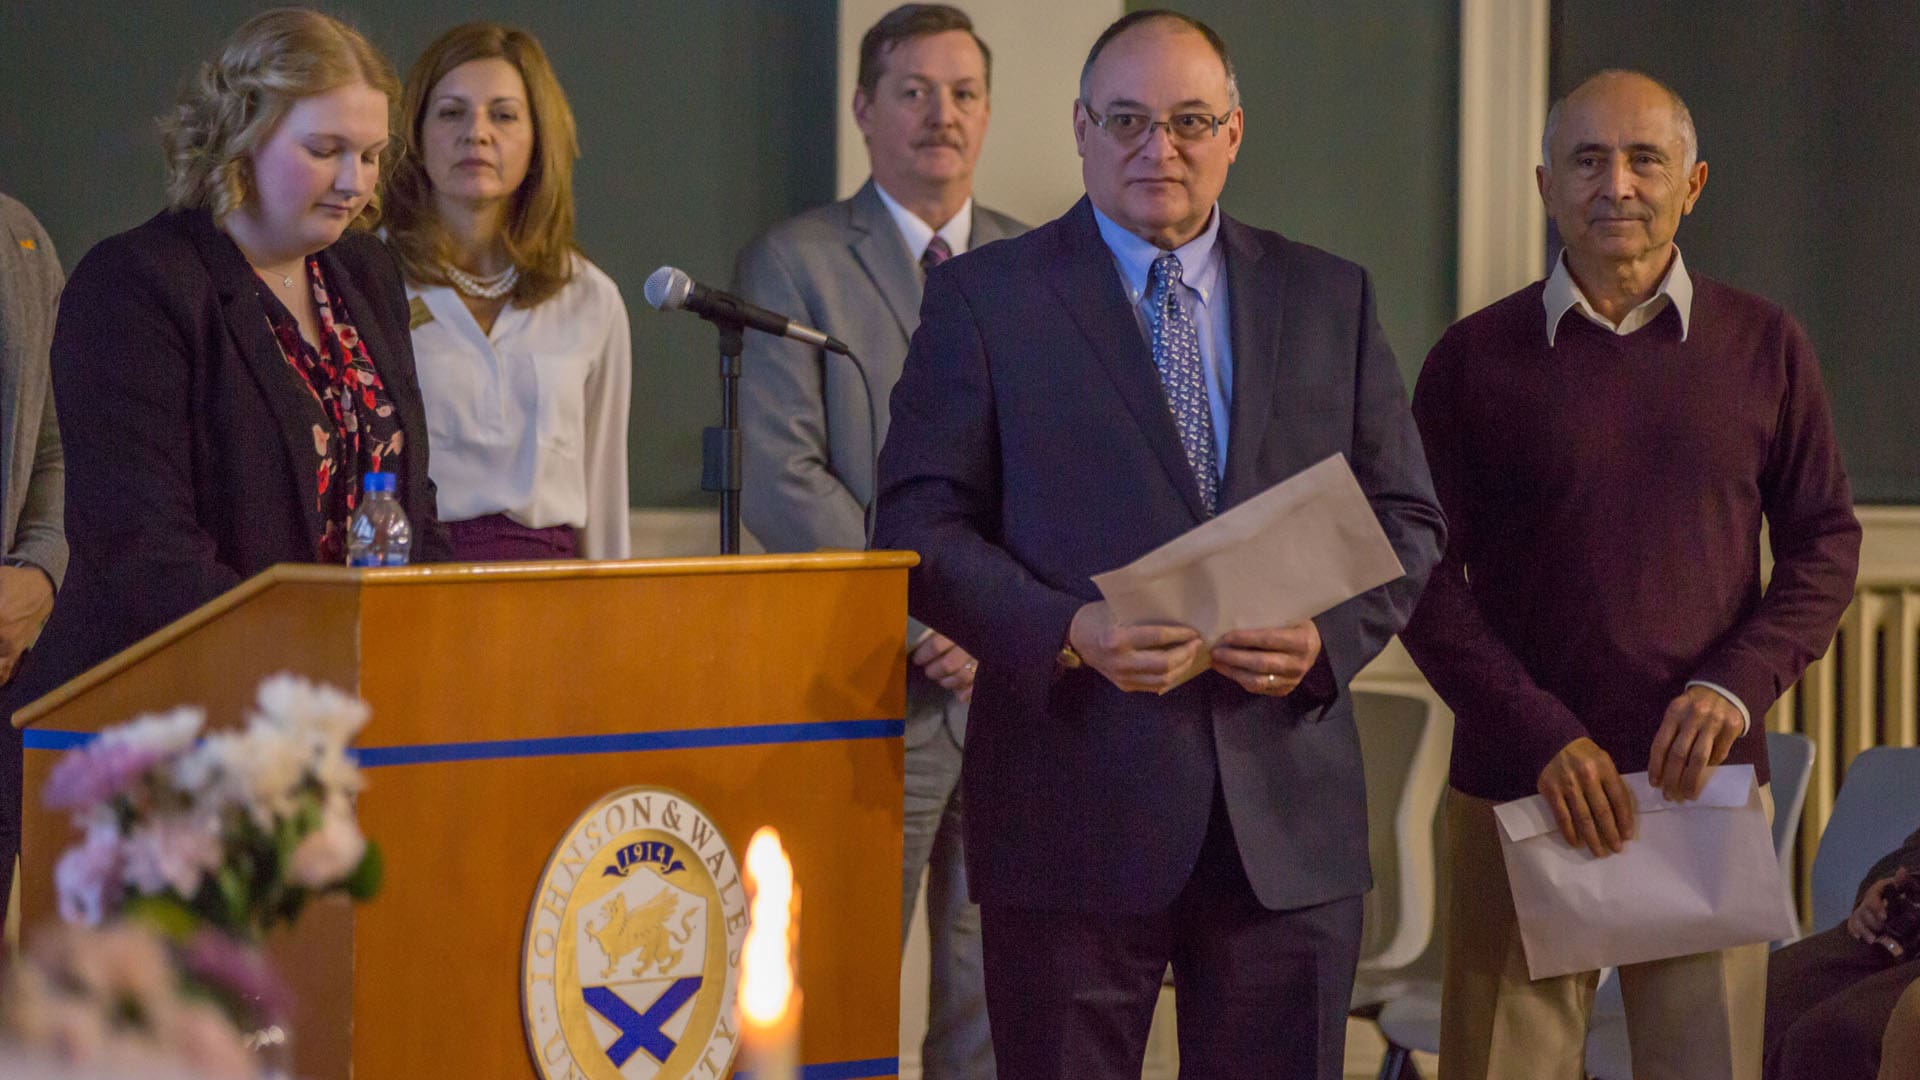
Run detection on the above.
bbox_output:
[257,259,404,562]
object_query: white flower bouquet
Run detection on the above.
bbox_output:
[0,922,266,1079]
[44,674,383,941]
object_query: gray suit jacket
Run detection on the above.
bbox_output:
[0,194,67,588]
[733,180,1025,748]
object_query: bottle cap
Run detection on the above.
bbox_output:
[362,472,397,494]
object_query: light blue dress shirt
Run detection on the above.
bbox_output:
[1092,204,1233,479]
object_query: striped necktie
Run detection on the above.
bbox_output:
[921,235,952,274]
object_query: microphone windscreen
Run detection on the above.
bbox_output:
[643,266,692,311]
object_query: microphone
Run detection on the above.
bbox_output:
[644,266,851,356]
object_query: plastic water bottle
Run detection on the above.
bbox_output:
[346,472,411,567]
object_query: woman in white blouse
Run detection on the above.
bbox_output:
[384,23,630,560]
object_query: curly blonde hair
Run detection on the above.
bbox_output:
[162,8,401,228]
[384,23,579,306]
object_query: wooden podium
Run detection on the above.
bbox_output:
[14,554,912,1080]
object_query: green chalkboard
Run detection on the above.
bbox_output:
[1555,2,1920,503]
[1126,2,1461,389]
[0,0,839,507]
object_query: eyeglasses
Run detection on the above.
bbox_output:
[1081,102,1232,146]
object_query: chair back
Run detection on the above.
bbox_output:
[1350,684,1453,974]
[1811,746,1920,931]
[1766,730,1817,868]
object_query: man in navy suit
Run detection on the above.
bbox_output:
[874,10,1444,1079]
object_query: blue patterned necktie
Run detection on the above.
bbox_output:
[1147,252,1218,515]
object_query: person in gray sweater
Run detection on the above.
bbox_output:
[0,191,70,933]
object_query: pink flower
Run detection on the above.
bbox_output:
[181,931,292,1027]
[2,922,265,1079]
[121,816,222,898]
[0,964,109,1065]
[12,923,176,1040]
[44,707,204,812]
[288,804,366,888]
[43,742,162,811]
[19,997,111,1065]
[166,1000,260,1079]
[54,830,121,925]
[84,922,178,1008]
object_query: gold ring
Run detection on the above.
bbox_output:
[1264,673,1277,690]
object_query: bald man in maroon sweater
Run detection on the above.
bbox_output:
[1401,70,1861,1080]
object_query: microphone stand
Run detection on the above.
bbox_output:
[698,310,747,554]
[688,291,871,556]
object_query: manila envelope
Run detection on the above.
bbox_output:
[1493,764,1797,980]
[1090,453,1405,688]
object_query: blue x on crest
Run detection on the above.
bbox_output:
[583,977,704,1067]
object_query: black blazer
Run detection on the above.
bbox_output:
[10,208,451,708]
[874,198,1445,914]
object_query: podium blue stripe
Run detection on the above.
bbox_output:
[24,719,906,765]
[733,1059,900,1080]
[20,729,91,751]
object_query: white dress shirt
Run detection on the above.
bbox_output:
[1543,245,1694,346]
[1091,204,1232,477]
[873,181,974,262]
[408,255,631,559]
[1540,245,1747,734]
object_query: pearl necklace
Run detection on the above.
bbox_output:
[446,262,520,300]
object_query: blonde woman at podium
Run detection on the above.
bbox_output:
[8,10,451,713]
[382,24,631,562]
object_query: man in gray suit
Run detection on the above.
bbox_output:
[1,192,69,940]
[734,5,1021,1076]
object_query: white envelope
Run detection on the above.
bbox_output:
[1090,454,1405,687]
[1493,765,1796,980]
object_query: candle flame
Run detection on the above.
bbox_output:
[740,827,796,1025]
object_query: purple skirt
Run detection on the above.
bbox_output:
[446,513,579,562]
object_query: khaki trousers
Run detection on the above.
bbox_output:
[1439,785,1773,1080]
[1881,980,1920,1080]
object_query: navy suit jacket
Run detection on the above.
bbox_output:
[9,209,452,711]
[874,198,1445,914]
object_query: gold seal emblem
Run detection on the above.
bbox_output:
[523,787,747,1079]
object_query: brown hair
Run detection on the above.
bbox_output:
[856,4,991,97]
[383,23,579,306]
[162,8,401,228]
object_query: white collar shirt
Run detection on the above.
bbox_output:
[407,256,632,559]
[873,181,973,264]
[1092,203,1232,476]
[1543,245,1694,347]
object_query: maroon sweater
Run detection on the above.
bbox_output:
[1401,274,1861,801]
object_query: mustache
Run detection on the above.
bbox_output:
[914,135,964,149]
[1588,203,1652,222]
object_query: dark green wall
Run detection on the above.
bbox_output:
[0,1,839,507]
[1140,3,1461,385]
[1555,3,1920,502]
